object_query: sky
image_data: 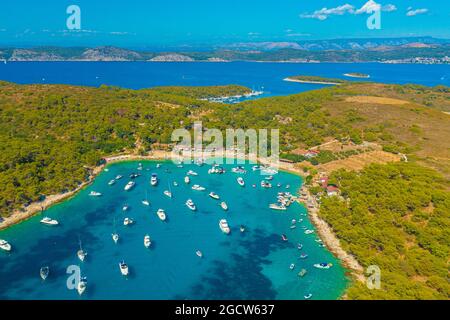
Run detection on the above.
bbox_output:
[0,0,448,48]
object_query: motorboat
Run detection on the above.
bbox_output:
[187,170,198,176]
[219,219,231,234]
[173,181,179,187]
[252,165,261,171]
[122,204,129,211]
[108,179,116,186]
[261,181,272,188]
[40,266,50,280]
[186,199,196,211]
[208,165,225,174]
[298,269,307,277]
[269,203,286,211]
[150,174,158,186]
[209,192,220,200]
[144,235,151,248]
[231,166,247,174]
[304,294,313,300]
[89,191,102,197]
[192,184,206,191]
[40,217,59,226]
[237,177,245,187]
[157,209,167,221]
[142,200,150,206]
[0,239,11,252]
[196,250,203,258]
[115,175,123,180]
[123,218,134,226]
[314,263,333,269]
[129,173,140,179]
[112,233,119,244]
[156,164,161,169]
[119,261,129,276]
[297,244,303,250]
[124,181,136,191]
[164,190,172,198]
[77,276,87,295]
[220,202,228,211]
[281,234,288,241]
[265,176,273,181]
[305,230,315,235]
[240,225,246,233]
[77,239,87,262]
[300,254,308,259]
[184,176,190,184]
[290,263,295,270]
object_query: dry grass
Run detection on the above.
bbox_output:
[318,150,402,173]
[345,96,409,105]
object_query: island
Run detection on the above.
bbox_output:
[343,72,371,78]
[284,75,347,85]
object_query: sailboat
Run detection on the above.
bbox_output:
[77,239,87,262]
[40,266,50,280]
[142,190,150,206]
[164,182,173,198]
[112,219,119,244]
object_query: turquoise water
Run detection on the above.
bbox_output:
[0,160,348,300]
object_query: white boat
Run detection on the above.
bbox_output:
[115,175,123,180]
[187,170,198,176]
[209,192,220,200]
[123,218,134,226]
[184,176,190,184]
[112,233,119,244]
[150,174,158,186]
[219,219,231,234]
[186,199,196,211]
[77,277,87,295]
[173,181,179,187]
[156,164,161,168]
[156,209,167,221]
[40,217,59,226]
[119,261,129,276]
[122,204,129,211]
[240,225,246,233]
[304,294,313,300]
[137,163,143,171]
[196,250,203,258]
[265,176,273,181]
[305,230,315,235]
[237,177,245,187]
[124,181,136,191]
[208,165,225,174]
[252,165,261,171]
[108,180,116,186]
[142,200,150,206]
[77,239,87,262]
[192,184,206,191]
[261,181,272,188]
[220,202,228,211]
[164,190,172,198]
[89,191,102,197]
[144,235,151,248]
[290,263,295,270]
[40,266,49,280]
[0,239,11,252]
[314,263,333,270]
[269,204,287,211]
[231,166,246,174]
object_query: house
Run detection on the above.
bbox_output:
[304,150,320,159]
[326,185,339,197]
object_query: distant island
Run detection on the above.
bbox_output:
[343,73,370,79]
[284,75,348,85]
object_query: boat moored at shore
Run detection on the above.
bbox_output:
[40,217,59,226]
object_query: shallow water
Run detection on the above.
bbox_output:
[0,160,348,300]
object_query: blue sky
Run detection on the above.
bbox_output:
[0,0,448,48]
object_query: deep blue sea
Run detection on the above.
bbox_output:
[0,62,448,99]
[0,161,348,300]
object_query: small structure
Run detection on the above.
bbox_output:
[326,185,339,197]
[304,150,320,159]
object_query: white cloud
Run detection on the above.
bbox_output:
[300,1,396,20]
[406,8,428,16]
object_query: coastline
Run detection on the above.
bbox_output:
[0,150,363,298]
[283,77,342,85]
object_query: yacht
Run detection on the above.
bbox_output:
[184,176,190,184]
[77,239,87,262]
[237,177,245,187]
[209,192,220,200]
[196,250,203,258]
[124,181,136,191]
[77,277,87,295]
[119,261,129,276]
[164,190,173,198]
[123,218,134,226]
[186,199,196,211]
[40,217,59,226]
[0,239,11,252]
[157,209,167,221]
[219,219,231,235]
[231,166,247,174]
[187,170,198,176]
[314,263,333,270]
[144,235,151,248]
[150,174,158,186]
[220,201,228,211]
[89,191,102,197]
[112,233,119,244]
[208,165,225,174]
[192,184,206,191]
[40,266,50,280]
[269,203,286,211]
[108,179,116,186]
[115,175,123,180]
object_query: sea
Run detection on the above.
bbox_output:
[0,62,448,300]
